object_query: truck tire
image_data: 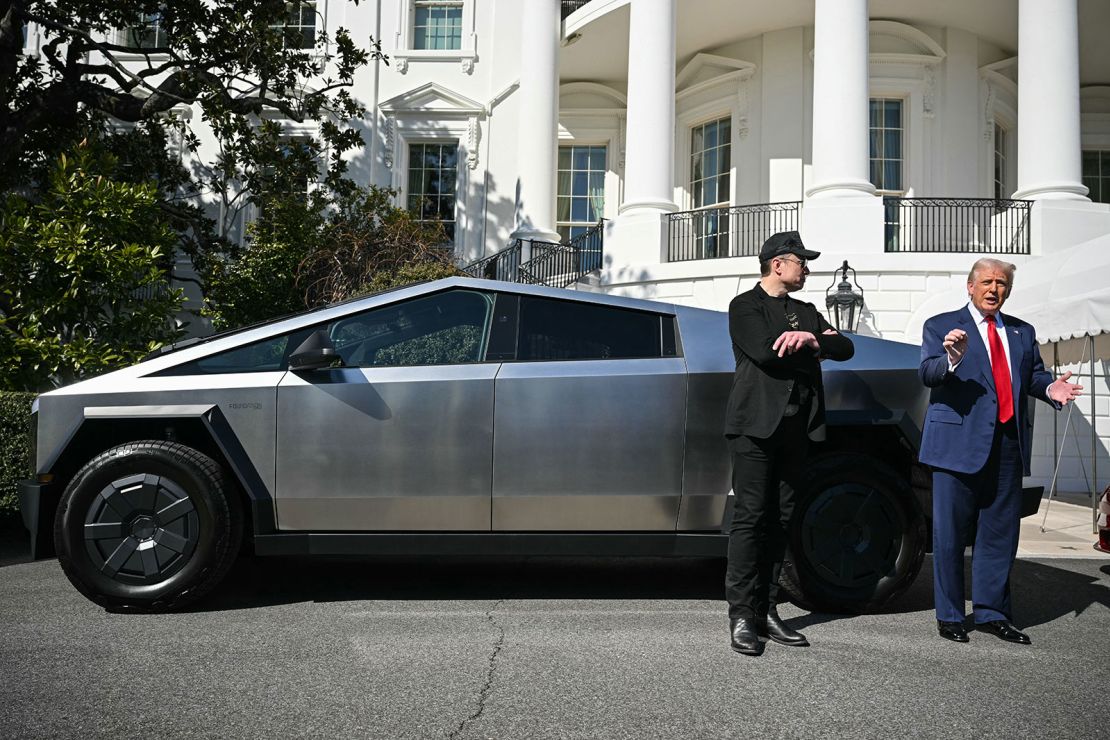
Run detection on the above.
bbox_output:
[54,441,242,612]
[780,453,926,614]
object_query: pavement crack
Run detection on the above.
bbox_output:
[447,600,505,740]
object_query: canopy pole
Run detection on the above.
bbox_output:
[1092,334,1098,534]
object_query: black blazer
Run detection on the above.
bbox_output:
[724,283,855,440]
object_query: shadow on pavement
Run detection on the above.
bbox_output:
[196,554,727,612]
[1011,559,1110,628]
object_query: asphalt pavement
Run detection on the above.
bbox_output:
[1,518,1108,740]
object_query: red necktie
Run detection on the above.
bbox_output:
[985,318,1013,424]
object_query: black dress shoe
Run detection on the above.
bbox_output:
[978,620,1031,645]
[937,620,969,643]
[759,609,809,647]
[729,618,764,656]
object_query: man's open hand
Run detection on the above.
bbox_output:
[773,330,819,357]
[1047,371,1084,405]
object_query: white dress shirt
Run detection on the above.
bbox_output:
[949,302,1012,372]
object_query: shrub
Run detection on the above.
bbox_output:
[0,391,34,517]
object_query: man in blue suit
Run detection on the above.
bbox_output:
[919,258,1083,644]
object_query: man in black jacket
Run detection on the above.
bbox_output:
[725,231,855,656]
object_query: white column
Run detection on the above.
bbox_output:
[511,0,561,243]
[1013,0,1088,201]
[806,0,875,199]
[619,0,677,215]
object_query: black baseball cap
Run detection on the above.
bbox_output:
[758,231,820,262]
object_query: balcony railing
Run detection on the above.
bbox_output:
[561,1,590,21]
[460,239,523,281]
[518,221,604,287]
[883,197,1032,254]
[667,202,801,262]
[460,221,604,287]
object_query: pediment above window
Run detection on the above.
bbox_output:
[980,57,1018,97]
[559,82,626,112]
[675,53,756,97]
[868,21,946,65]
[379,82,485,116]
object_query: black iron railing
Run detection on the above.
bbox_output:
[561,1,590,21]
[460,239,523,281]
[667,202,801,262]
[518,221,604,287]
[883,197,1032,254]
[461,221,604,287]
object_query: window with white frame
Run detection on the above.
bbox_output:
[690,116,731,258]
[122,11,169,49]
[408,142,458,242]
[413,1,463,50]
[1082,150,1110,204]
[869,98,904,194]
[556,145,605,243]
[993,123,1008,200]
[271,1,319,50]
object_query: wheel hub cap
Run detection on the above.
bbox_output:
[800,484,903,588]
[83,473,199,585]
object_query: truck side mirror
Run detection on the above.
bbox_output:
[289,330,341,371]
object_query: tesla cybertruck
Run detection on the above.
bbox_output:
[21,277,970,612]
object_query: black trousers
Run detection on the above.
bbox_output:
[725,412,809,620]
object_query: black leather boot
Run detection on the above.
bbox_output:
[729,617,764,655]
[760,608,809,647]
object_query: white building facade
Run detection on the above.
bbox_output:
[119,1,1110,495]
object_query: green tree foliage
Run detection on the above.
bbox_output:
[205,185,460,331]
[0,1,379,188]
[0,143,184,391]
[0,1,385,279]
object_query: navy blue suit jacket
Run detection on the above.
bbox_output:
[918,306,1057,476]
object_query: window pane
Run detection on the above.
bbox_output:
[704,124,718,150]
[869,99,882,127]
[557,196,571,221]
[703,179,717,205]
[884,130,902,159]
[517,297,663,361]
[332,290,492,367]
[571,198,587,222]
[884,101,901,128]
[591,147,607,169]
[691,153,703,183]
[162,335,292,375]
[884,160,902,190]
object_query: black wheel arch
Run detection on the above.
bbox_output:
[30,408,272,559]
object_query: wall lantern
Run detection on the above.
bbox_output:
[825,260,865,333]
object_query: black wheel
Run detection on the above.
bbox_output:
[780,453,926,614]
[54,441,242,612]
